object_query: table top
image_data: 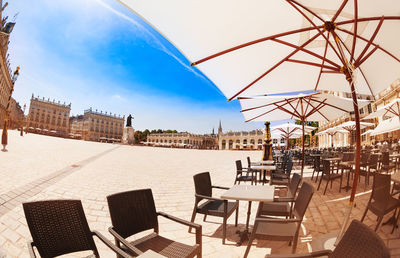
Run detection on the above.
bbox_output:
[323,157,341,162]
[392,172,400,184]
[221,185,275,202]
[251,165,276,170]
[257,160,275,165]
[390,153,400,158]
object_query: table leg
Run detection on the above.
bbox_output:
[236,201,252,245]
[341,168,352,191]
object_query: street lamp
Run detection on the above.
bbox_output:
[1,66,20,152]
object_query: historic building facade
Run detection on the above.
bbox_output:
[0,2,17,129]
[146,132,217,149]
[9,98,25,129]
[27,95,71,137]
[73,108,124,142]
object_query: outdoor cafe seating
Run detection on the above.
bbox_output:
[107,189,202,258]
[190,172,239,244]
[23,200,132,258]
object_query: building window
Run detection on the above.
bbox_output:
[280,138,285,144]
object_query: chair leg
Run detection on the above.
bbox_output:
[292,232,299,254]
[189,207,197,233]
[392,209,400,234]
[375,216,383,231]
[222,217,227,244]
[317,175,323,190]
[324,180,329,195]
[203,214,207,222]
[339,175,343,193]
[244,222,258,258]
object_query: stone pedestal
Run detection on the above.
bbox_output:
[122,127,135,145]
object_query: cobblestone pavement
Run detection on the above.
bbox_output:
[0,131,399,257]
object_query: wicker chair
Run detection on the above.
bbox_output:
[235,160,256,185]
[270,160,293,186]
[312,156,323,182]
[257,173,301,219]
[361,173,400,232]
[381,152,396,173]
[244,182,314,257]
[23,200,131,258]
[317,159,343,195]
[266,220,390,258]
[359,153,379,187]
[190,172,239,244]
[107,189,202,258]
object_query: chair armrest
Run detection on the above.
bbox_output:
[195,193,227,202]
[93,230,134,258]
[266,250,332,258]
[255,217,302,223]
[107,227,143,256]
[158,211,201,229]
[212,185,230,190]
[158,212,202,247]
[273,197,294,202]
[27,241,37,258]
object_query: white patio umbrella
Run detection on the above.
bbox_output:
[370,117,400,136]
[271,122,315,149]
[337,121,374,145]
[363,99,400,120]
[239,91,368,176]
[120,0,400,241]
[317,126,349,147]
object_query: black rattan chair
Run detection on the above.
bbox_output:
[235,160,256,185]
[107,189,202,258]
[23,200,131,258]
[190,172,239,244]
[317,159,343,195]
[257,173,301,218]
[266,220,390,258]
[244,182,314,257]
[361,173,400,232]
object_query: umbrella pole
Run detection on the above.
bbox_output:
[336,77,361,244]
[301,119,305,178]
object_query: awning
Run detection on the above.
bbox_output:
[370,117,400,136]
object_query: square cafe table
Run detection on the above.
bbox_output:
[221,185,275,244]
[250,165,276,184]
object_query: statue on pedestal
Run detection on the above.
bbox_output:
[126,114,133,127]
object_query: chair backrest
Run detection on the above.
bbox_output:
[361,152,370,163]
[23,200,98,258]
[293,182,314,220]
[236,160,243,171]
[382,152,389,165]
[288,173,301,197]
[322,159,331,175]
[371,173,391,203]
[369,154,379,168]
[107,189,158,238]
[331,220,390,258]
[193,171,212,198]
[247,156,251,168]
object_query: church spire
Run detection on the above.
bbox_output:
[218,120,222,135]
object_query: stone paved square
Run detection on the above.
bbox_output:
[0,131,399,257]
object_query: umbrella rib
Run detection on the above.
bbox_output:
[286,0,345,65]
[307,100,330,121]
[240,98,289,112]
[304,95,313,115]
[314,33,330,91]
[310,98,351,113]
[336,27,400,63]
[286,59,339,71]
[192,16,400,67]
[285,99,301,118]
[357,45,379,66]
[274,102,300,118]
[228,32,322,101]
[305,99,327,119]
[288,0,325,23]
[354,16,384,67]
[332,31,376,98]
[332,0,349,22]
[293,99,301,120]
[245,105,282,122]
[271,38,340,68]
[350,0,358,62]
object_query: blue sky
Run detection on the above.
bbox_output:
[5,0,273,133]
